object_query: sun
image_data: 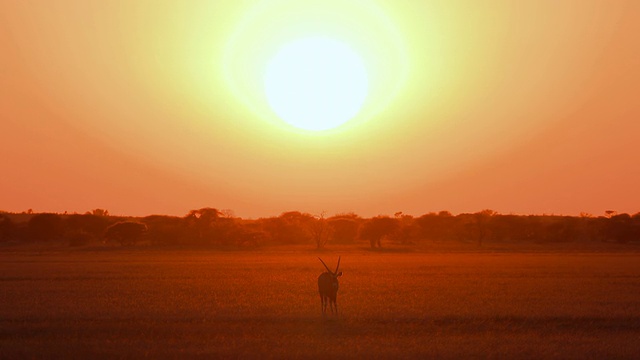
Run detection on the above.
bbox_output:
[223,1,409,134]
[264,37,369,131]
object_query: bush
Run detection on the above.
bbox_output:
[104,221,147,246]
[65,214,111,239]
[0,214,17,242]
[27,213,64,242]
[67,230,94,247]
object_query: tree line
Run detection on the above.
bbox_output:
[0,208,639,248]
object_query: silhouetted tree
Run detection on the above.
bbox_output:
[65,214,111,239]
[27,213,64,242]
[328,214,361,244]
[359,216,399,248]
[0,214,17,242]
[541,217,572,242]
[474,209,497,246]
[310,212,332,249]
[88,208,109,217]
[416,211,455,242]
[231,220,269,248]
[604,213,635,243]
[142,215,187,246]
[185,208,222,239]
[66,230,94,247]
[389,213,419,244]
[184,208,238,245]
[490,215,533,242]
[104,221,147,246]
[262,211,314,245]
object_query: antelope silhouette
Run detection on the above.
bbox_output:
[317,257,342,315]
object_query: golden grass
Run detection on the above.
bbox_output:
[1,248,640,358]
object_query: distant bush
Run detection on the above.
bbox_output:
[328,217,360,244]
[27,213,64,242]
[603,213,637,243]
[260,212,314,245]
[142,215,186,246]
[105,221,147,246]
[4,208,640,249]
[65,214,112,240]
[67,230,94,247]
[359,216,399,248]
[0,214,17,242]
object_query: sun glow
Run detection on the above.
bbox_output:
[264,37,368,131]
[222,0,408,134]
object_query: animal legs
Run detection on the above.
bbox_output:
[320,295,327,314]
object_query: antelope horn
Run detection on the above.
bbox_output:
[335,256,341,273]
[318,257,333,274]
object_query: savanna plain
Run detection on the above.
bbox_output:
[2,247,640,359]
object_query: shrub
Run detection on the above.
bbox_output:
[104,221,147,246]
[67,230,94,247]
[27,213,64,242]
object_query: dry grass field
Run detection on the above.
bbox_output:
[1,246,640,358]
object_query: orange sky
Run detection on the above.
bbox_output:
[1,0,639,218]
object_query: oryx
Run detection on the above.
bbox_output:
[317,256,343,315]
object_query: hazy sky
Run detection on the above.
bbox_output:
[1,0,639,218]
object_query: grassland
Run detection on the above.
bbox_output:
[1,246,640,358]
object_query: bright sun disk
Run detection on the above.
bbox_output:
[264,37,369,131]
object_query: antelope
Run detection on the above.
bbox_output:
[317,257,343,315]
